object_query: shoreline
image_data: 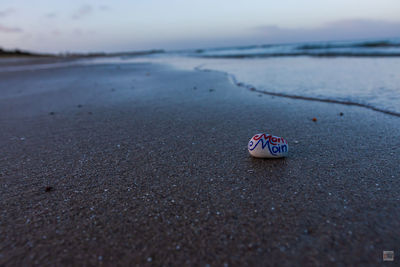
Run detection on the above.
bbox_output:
[1,60,400,265]
[196,66,400,118]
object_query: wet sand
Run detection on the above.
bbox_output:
[0,61,399,266]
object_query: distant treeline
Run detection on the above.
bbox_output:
[0,47,164,58]
[0,47,42,57]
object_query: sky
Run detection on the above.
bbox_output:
[1,0,400,53]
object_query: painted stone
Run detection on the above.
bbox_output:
[248,133,289,158]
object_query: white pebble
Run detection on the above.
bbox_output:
[248,133,288,158]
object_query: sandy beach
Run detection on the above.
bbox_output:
[1,60,400,265]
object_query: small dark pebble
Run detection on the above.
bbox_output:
[77,104,82,108]
[237,82,243,86]
[249,88,256,91]
[45,186,53,192]
[193,86,197,90]
[49,112,55,115]
[88,112,93,115]
[258,94,262,97]
[209,89,215,92]
[304,228,313,234]
[339,112,344,116]
[111,88,116,92]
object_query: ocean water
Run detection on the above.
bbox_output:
[119,38,400,116]
[187,38,400,58]
[2,38,399,116]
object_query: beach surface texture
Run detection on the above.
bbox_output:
[1,60,399,266]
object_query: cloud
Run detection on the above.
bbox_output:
[45,12,57,18]
[99,5,111,11]
[73,28,95,36]
[253,19,400,43]
[155,19,400,51]
[51,29,62,36]
[0,24,22,33]
[72,5,93,19]
[0,8,15,17]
